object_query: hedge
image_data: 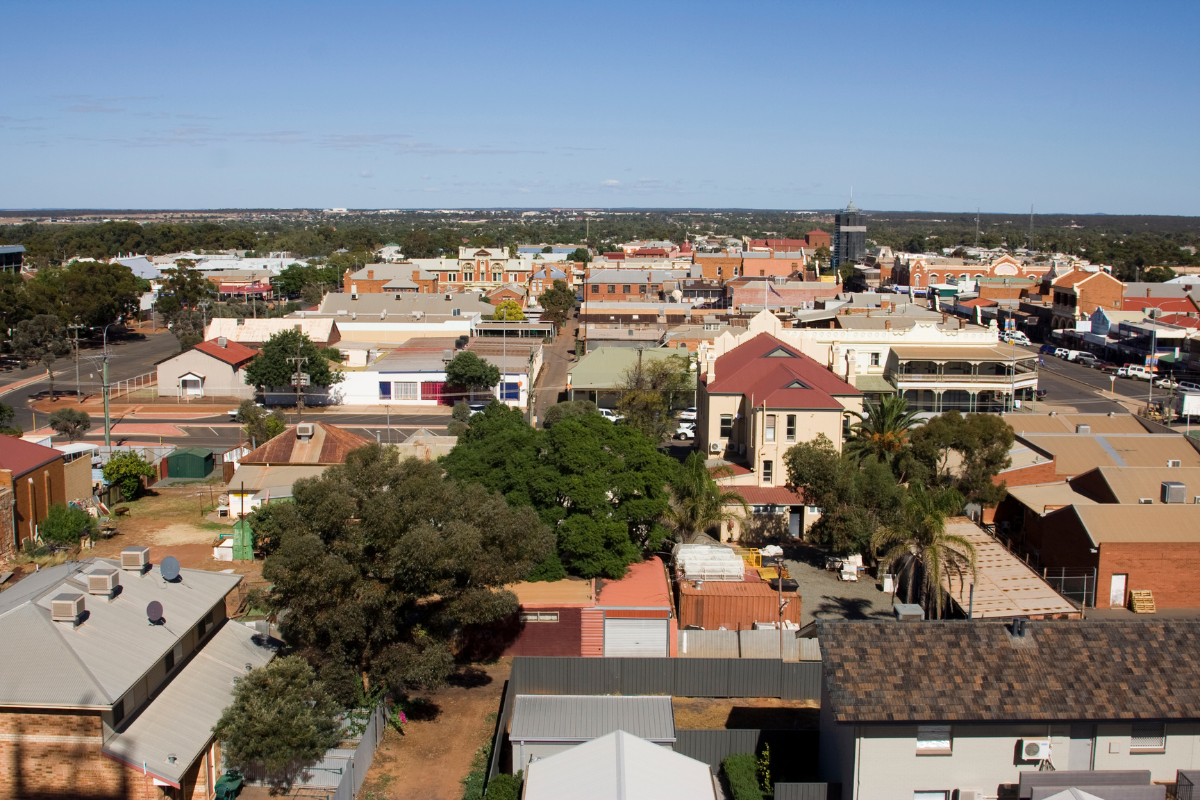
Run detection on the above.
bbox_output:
[721,753,763,800]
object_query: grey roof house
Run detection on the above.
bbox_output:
[0,554,276,796]
[818,619,1200,800]
[509,694,675,772]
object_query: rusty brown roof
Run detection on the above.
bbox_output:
[818,619,1200,723]
[239,422,372,466]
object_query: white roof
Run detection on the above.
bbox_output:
[204,317,337,343]
[523,730,715,800]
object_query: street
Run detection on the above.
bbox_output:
[1023,345,1185,414]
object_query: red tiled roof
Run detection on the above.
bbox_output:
[193,339,258,367]
[0,436,63,476]
[240,422,372,465]
[1052,270,1115,289]
[1123,296,1200,313]
[706,333,860,409]
[735,486,804,505]
[1157,313,1200,329]
[958,298,997,308]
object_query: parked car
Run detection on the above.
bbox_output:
[467,401,491,416]
[678,407,697,421]
[1039,344,1057,355]
[1002,331,1031,346]
[599,408,624,422]
[1036,388,1048,400]
[674,422,696,440]
[1155,376,1180,389]
[1177,381,1200,393]
[1125,365,1154,381]
[1073,352,1098,366]
[1090,360,1120,372]
[1054,348,1070,359]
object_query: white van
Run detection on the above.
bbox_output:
[1125,365,1154,381]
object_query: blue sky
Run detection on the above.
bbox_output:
[4,1,1198,213]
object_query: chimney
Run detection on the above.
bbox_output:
[958,318,965,330]
[1147,288,1152,298]
[367,269,374,280]
[884,320,891,330]
[941,313,948,324]
[413,269,421,282]
[217,336,228,348]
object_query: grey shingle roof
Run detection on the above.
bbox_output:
[818,619,1200,723]
[510,695,675,742]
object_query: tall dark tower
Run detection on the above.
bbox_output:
[833,198,866,270]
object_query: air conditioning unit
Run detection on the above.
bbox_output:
[1075,424,1091,434]
[121,546,150,571]
[1162,481,1186,504]
[51,593,85,625]
[1021,738,1051,761]
[296,423,314,440]
[1168,459,1183,468]
[1138,498,1153,505]
[87,569,120,597]
[710,442,722,453]
[957,790,984,800]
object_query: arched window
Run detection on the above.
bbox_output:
[928,273,939,284]
[974,274,984,279]
[960,273,969,282]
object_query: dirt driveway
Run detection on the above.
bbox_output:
[360,661,511,800]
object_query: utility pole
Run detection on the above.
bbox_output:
[102,324,115,447]
[287,341,309,420]
[68,321,84,404]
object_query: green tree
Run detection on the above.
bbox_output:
[441,404,676,578]
[47,407,91,442]
[541,245,554,254]
[616,353,693,444]
[260,447,554,700]
[243,330,343,395]
[566,247,592,263]
[0,402,21,436]
[158,260,214,308]
[237,400,288,448]
[907,411,1014,505]
[40,502,96,545]
[102,451,156,499]
[491,299,525,321]
[844,395,922,465]
[871,482,974,617]
[444,351,500,399]
[54,260,141,328]
[662,452,748,544]
[212,655,342,788]
[722,753,763,800]
[300,284,324,306]
[813,245,831,270]
[11,314,72,401]
[542,399,597,428]
[537,279,575,330]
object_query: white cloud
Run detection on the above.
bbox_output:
[601,179,620,186]
[359,171,373,179]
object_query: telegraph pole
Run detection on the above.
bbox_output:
[68,321,84,404]
[286,341,309,420]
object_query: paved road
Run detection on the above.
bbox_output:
[1026,345,1183,412]
[532,313,577,425]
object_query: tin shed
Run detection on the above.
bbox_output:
[165,447,214,479]
[678,580,801,631]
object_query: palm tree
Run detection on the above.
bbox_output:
[663,451,750,544]
[871,481,975,618]
[844,394,922,464]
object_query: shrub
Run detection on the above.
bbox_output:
[722,753,763,800]
[48,407,92,442]
[102,451,157,500]
[485,771,521,800]
[452,400,473,423]
[40,503,96,545]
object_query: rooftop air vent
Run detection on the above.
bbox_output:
[1138,497,1154,505]
[1168,459,1183,468]
[1076,424,1091,434]
[121,546,150,572]
[296,423,314,440]
[51,593,85,625]
[1162,481,1186,504]
[87,569,120,598]
[217,337,228,348]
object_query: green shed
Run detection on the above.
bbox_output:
[166,447,215,479]
[232,520,254,561]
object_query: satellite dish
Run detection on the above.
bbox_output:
[160,556,181,582]
[146,601,164,624]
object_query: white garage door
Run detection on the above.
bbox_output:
[603,618,668,657]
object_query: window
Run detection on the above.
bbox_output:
[393,381,419,401]
[591,284,599,294]
[1131,723,1166,752]
[501,382,520,401]
[639,284,647,294]
[765,414,776,442]
[916,725,952,755]
[786,415,796,442]
[622,285,630,294]
[165,648,175,672]
[607,284,616,294]
[421,381,445,402]
[720,414,733,438]
[519,611,559,623]
[378,381,392,400]
[199,609,214,637]
[870,352,881,367]
[112,699,125,725]
[762,460,773,483]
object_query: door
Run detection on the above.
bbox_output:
[788,508,801,538]
[182,378,202,396]
[1110,573,1128,607]
[603,618,667,657]
[1069,724,1095,770]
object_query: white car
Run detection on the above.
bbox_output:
[675,422,696,440]
[678,407,697,421]
[467,401,490,416]
[1154,377,1179,389]
[599,408,624,422]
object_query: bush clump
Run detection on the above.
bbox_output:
[40,503,96,545]
[722,753,763,800]
[485,771,521,800]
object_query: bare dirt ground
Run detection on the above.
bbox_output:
[359,661,511,800]
[672,697,819,730]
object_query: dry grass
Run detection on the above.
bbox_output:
[672,696,819,730]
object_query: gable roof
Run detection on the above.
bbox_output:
[510,695,675,742]
[0,435,63,476]
[706,333,859,408]
[192,338,258,367]
[819,619,1200,723]
[239,422,371,465]
[1052,270,1120,290]
[1017,433,1200,476]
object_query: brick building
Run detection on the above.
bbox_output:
[0,437,67,555]
[693,255,742,281]
[893,254,1048,289]
[342,264,440,294]
[1045,269,1125,329]
[0,556,274,799]
[583,268,694,302]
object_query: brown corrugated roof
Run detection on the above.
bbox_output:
[239,422,372,465]
[0,436,63,477]
[193,338,258,367]
[1006,414,1149,436]
[819,618,1200,722]
[1019,433,1200,476]
[1062,503,1200,544]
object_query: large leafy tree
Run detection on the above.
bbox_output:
[844,394,922,465]
[102,451,156,499]
[907,410,1014,506]
[871,482,974,617]
[616,353,693,444]
[441,403,677,578]
[444,351,500,396]
[47,260,141,327]
[542,399,597,428]
[260,447,554,701]
[243,329,343,392]
[11,314,72,400]
[490,299,525,321]
[663,452,748,544]
[212,655,342,788]
[48,407,91,442]
[237,399,287,448]
[537,278,575,330]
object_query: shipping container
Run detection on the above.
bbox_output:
[678,580,801,630]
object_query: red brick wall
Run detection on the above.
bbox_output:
[694,257,741,281]
[1097,542,1200,609]
[501,607,583,657]
[1078,274,1125,314]
[13,460,67,550]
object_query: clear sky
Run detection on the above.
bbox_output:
[4,1,1198,213]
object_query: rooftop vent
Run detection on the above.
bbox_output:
[442,349,454,362]
[51,593,85,626]
[121,546,150,572]
[216,337,228,348]
[1076,424,1090,434]
[87,569,120,598]
[296,423,314,440]
[1168,459,1183,468]
[1138,497,1154,505]
[1163,481,1186,504]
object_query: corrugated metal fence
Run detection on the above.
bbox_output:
[678,630,822,661]
[508,656,821,700]
[775,783,833,800]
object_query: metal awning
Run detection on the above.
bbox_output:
[890,345,1038,362]
[854,374,895,394]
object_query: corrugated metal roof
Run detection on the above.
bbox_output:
[524,731,714,800]
[0,558,240,707]
[104,622,277,787]
[510,695,675,742]
[677,629,739,658]
[228,464,329,491]
[738,630,802,660]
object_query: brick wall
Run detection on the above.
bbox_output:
[501,607,583,657]
[993,457,1058,488]
[694,256,741,281]
[13,460,66,550]
[0,483,13,560]
[1098,542,1200,609]
[1078,274,1125,315]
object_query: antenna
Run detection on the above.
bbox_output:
[146,601,164,625]
[160,556,181,582]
